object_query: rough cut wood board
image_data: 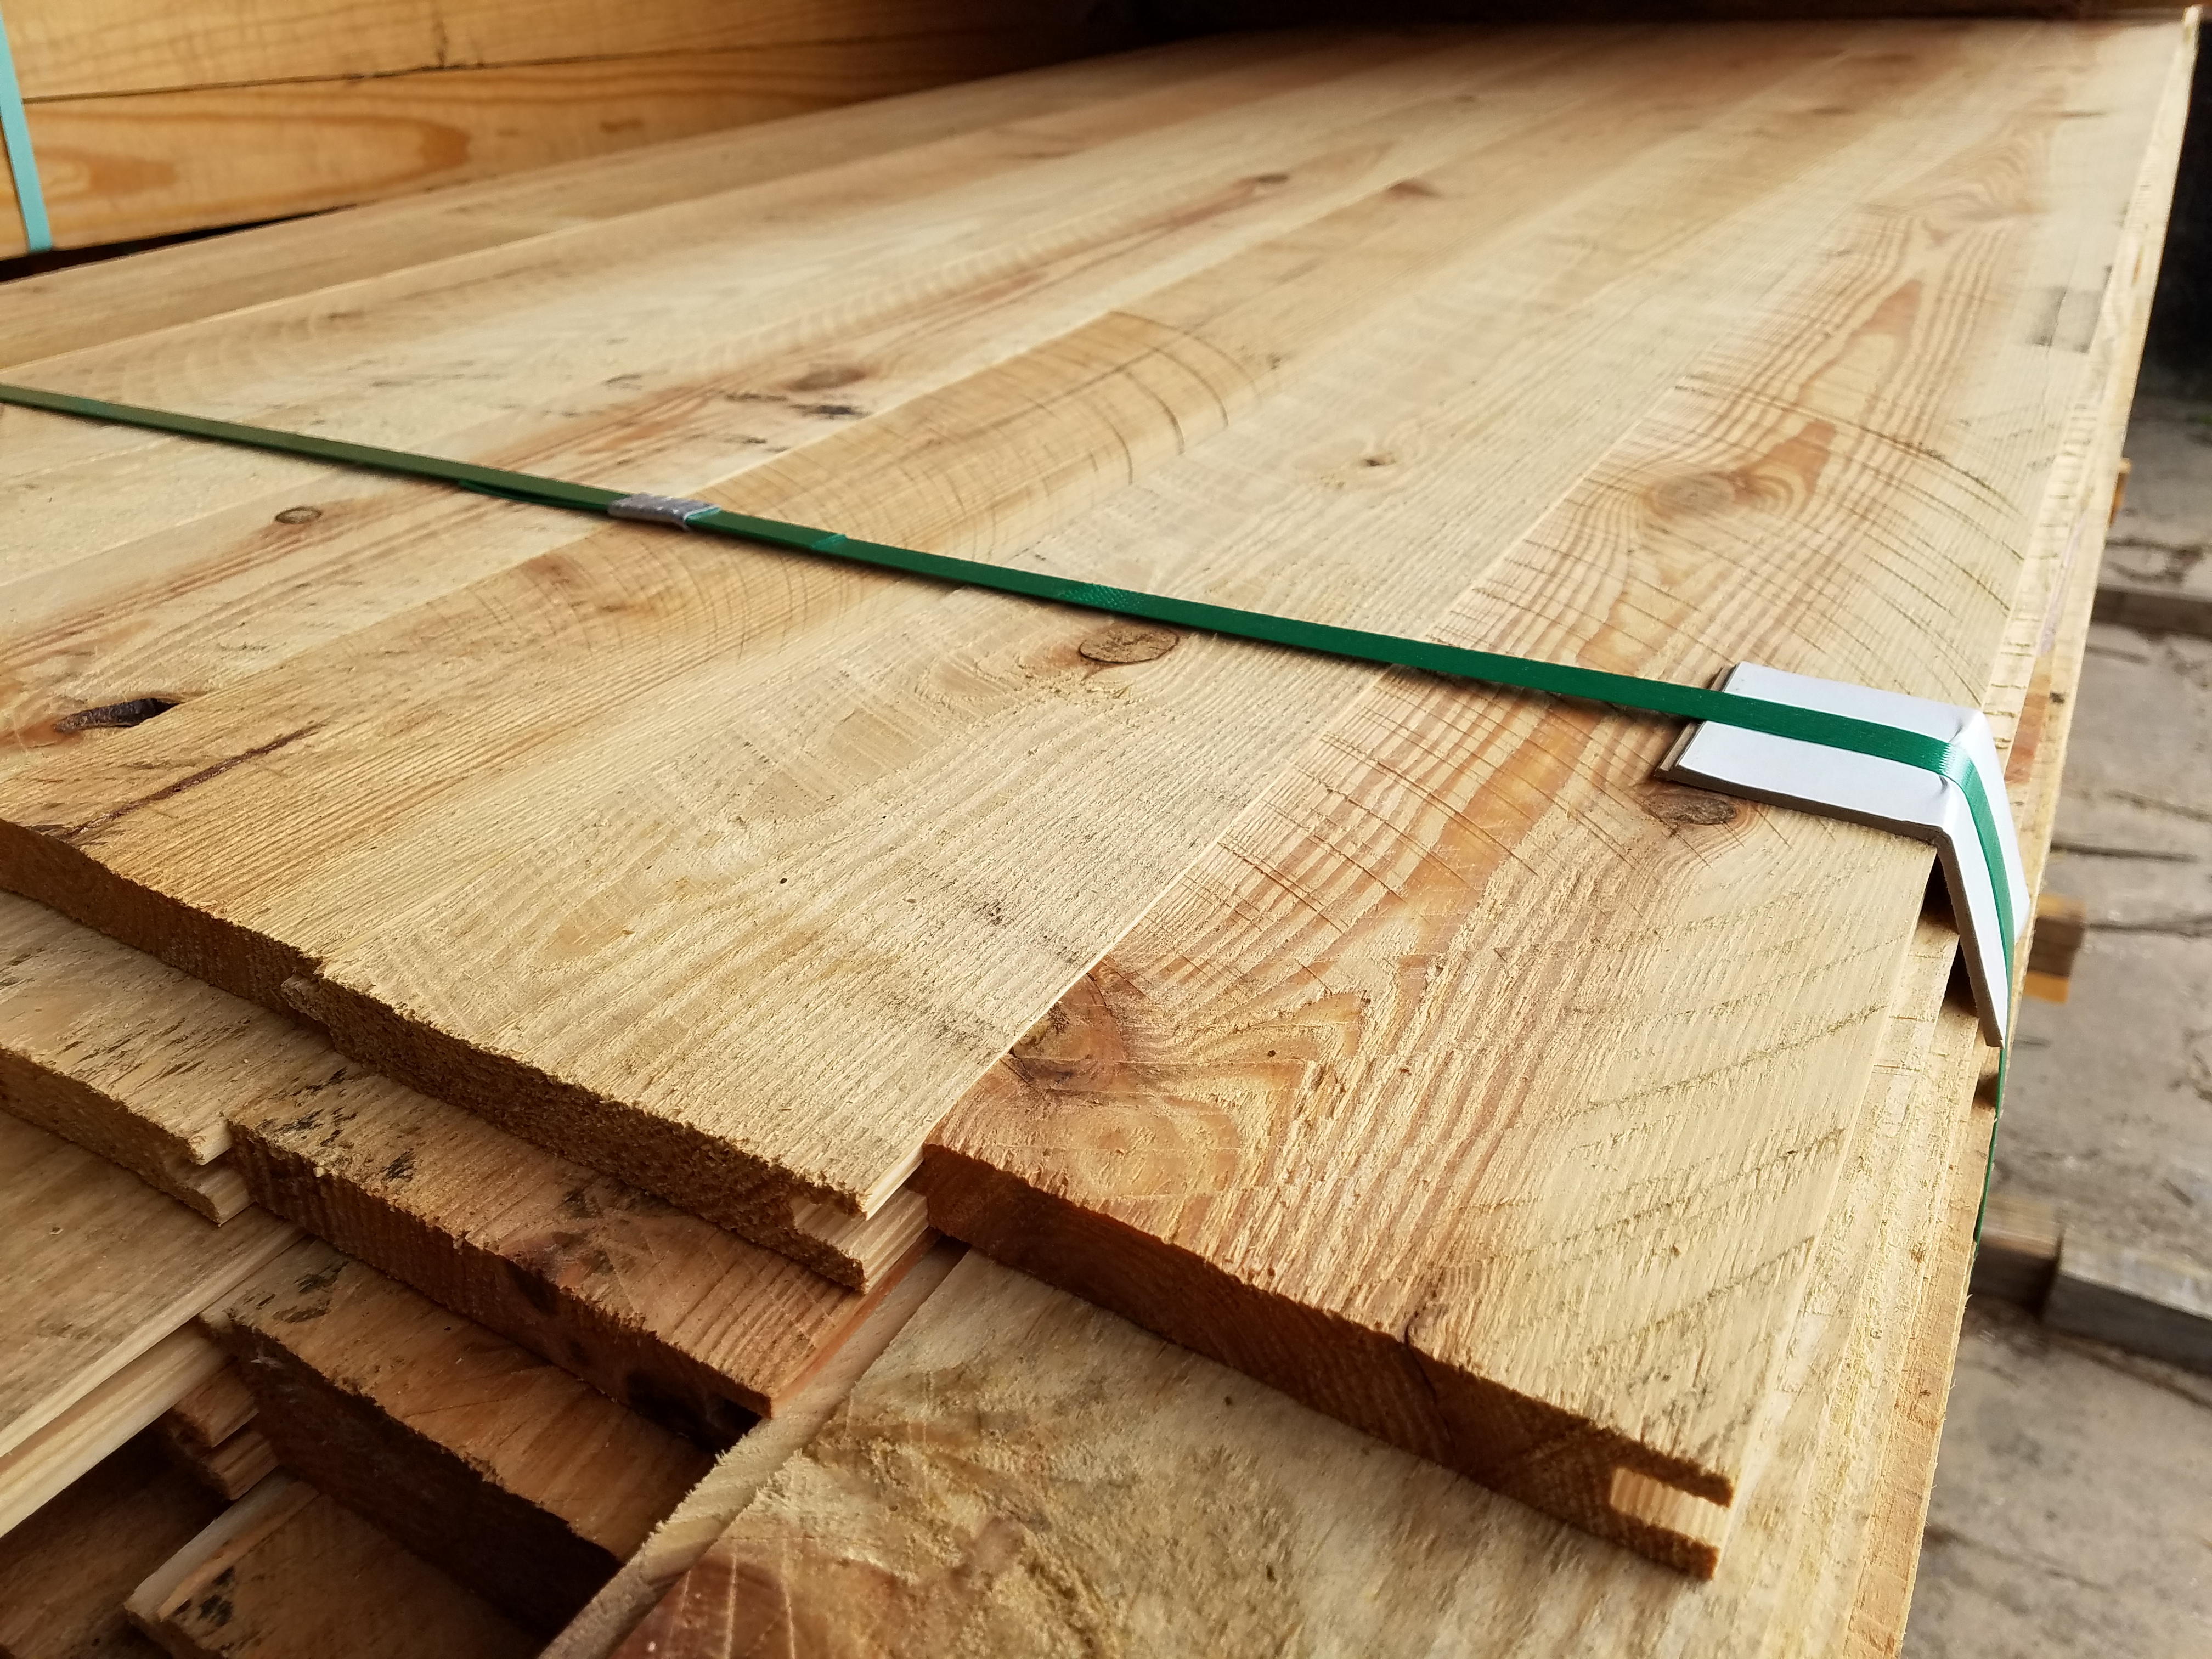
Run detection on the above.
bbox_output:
[0,33,1327,368]
[0,1111,295,1464]
[228,1068,921,1432]
[0,1434,222,1659]
[920,13,2193,1570]
[126,1474,535,1659]
[0,0,1116,256]
[0,882,909,1421]
[563,357,2124,1652]
[216,1239,710,1633]
[0,21,2037,1261]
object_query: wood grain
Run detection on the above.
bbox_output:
[0,1434,221,1659]
[0,23,2033,1261]
[0,879,902,1409]
[0,1111,295,1464]
[0,32,1325,368]
[0,1329,227,1541]
[126,1474,535,1659]
[226,1064,917,1435]
[573,426,2115,1645]
[0,0,1119,256]
[216,1239,711,1633]
[922,13,2193,1568]
[4,0,1105,101]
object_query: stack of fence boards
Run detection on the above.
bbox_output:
[0,14,2192,1655]
[0,0,1118,258]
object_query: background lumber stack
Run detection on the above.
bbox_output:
[0,15,2192,1655]
[0,0,1118,258]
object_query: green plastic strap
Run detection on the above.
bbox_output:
[0,7,50,255]
[0,376,2021,1070]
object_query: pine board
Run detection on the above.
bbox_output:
[0,22,2045,1263]
[0,880,902,1410]
[0,1435,221,1659]
[0,1,1115,256]
[4,0,1101,101]
[227,1066,917,1434]
[0,33,1325,368]
[216,1240,710,1633]
[126,1475,534,1659]
[0,1113,295,1464]
[0,1330,227,1541]
[553,170,2138,1643]
[921,12,2193,1568]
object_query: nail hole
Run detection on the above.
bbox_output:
[54,697,179,734]
[1079,624,1179,665]
[274,506,322,524]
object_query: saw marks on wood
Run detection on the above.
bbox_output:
[0,21,2050,1260]
[216,1240,711,1633]
[921,15,2193,1570]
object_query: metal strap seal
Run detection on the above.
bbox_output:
[608,494,721,528]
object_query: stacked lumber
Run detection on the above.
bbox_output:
[0,0,1118,257]
[0,14,2190,1655]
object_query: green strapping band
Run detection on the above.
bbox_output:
[0,378,2018,1207]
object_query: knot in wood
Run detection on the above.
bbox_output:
[1637,783,1739,826]
[1078,624,1180,665]
[273,506,322,524]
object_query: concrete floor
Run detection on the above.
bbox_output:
[1903,397,2212,1658]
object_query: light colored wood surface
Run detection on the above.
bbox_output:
[0,1434,220,1659]
[0,1111,295,1464]
[3,0,1098,100]
[543,1240,965,1659]
[921,13,2194,1568]
[0,1328,227,1539]
[217,1239,711,1633]
[0,33,1319,368]
[126,1474,535,1659]
[0,877,904,1424]
[0,0,1114,256]
[0,889,318,1221]
[228,1062,915,1436]
[0,21,2054,1262]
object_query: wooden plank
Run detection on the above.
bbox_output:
[0,890,305,1222]
[1970,1191,2063,1305]
[159,1426,280,1505]
[4,0,1105,101]
[542,1241,964,1659]
[226,1065,921,1434]
[0,27,1125,260]
[0,33,1327,368]
[2044,1235,2212,1371]
[0,1329,227,1539]
[0,1111,295,1463]
[151,1365,256,1460]
[921,14,2193,1569]
[563,120,2140,1643]
[126,1474,535,1659]
[0,1435,222,1659]
[0,22,2032,1264]
[216,1239,712,1633]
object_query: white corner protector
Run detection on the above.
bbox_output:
[1657,662,2027,1046]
